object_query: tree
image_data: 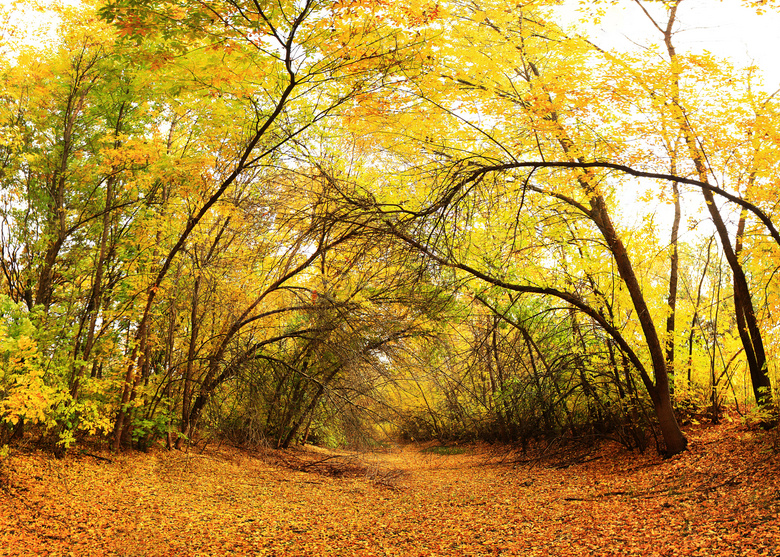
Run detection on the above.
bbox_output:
[0,3,166,447]
[340,0,688,453]
[98,0,418,449]
[2,0,778,455]
[626,0,773,411]
[335,0,780,451]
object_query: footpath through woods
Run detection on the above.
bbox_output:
[1,421,779,556]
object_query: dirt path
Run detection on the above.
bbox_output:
[1,422,778,556]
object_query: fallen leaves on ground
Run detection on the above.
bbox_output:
[1,421,778,556]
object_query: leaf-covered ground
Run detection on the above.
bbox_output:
[1,421,779,556]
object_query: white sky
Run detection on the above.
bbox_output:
[559,0,780,91]
[553,1,780,236]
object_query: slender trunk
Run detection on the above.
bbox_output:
[35,61,97,310]
[699,188,770,406]
[687,237,713,384]
[535,52,686,452]
[732,208,771,406]
[491,320,512,439]
[665,180,681,394]
[659,0,771,409]
[709,256,723,424]
[68,213,107,396]
[70,128,120,400]
[34,132,69,310]
[111,59,302,451]
[34,239,64,310]
[280,364,342,449]
[570,308,605,431]
[176,276,201,449]
[111,318,147,449]
[521,328,553,431]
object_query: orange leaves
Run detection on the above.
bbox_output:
[398,0,444,26]
[1,421,778,556]
[332,0,392,12]
[99,136,160,171]
[115,11,151,39]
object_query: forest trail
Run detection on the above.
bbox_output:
[1,421,778,556]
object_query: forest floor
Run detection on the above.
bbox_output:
[1,419,779,556]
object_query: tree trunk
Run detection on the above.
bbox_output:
[588,195,687,455]
[70,137,120,400]
[700,189,771,407]
[176,276,201,450]
[665,180,681,394]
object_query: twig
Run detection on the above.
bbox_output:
[564,475,742,502]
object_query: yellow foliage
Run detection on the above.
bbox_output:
[0,332,53,427]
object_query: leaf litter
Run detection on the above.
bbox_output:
[1,420,778,556]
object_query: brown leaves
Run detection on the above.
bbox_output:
[1,421,778,556]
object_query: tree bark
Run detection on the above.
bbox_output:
[587,196,686,454]
[176,276,201,450]
[665,180,681,394]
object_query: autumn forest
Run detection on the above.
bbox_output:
[0,0,780,555]
[1,0,780,551]
[2,0,780,455]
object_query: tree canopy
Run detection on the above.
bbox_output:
[1,0,779,457]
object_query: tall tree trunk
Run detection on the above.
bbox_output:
[176,276,201,449]
[112,59,302,451]
[687,237,713,384]
[35,54,98,310]
[732,207,771,406]
[708,255,723,424]
[70,102,125,400]
[532,49,687,453]
[280,364,343,449]
[701,190,770,406]
[587,196,687,454]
